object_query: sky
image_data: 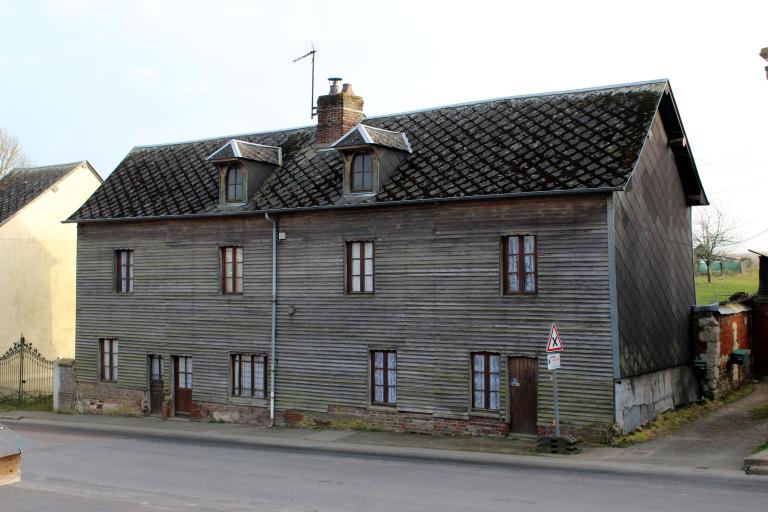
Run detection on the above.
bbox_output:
[0,0,766,251]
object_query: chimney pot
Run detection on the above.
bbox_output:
[328,77,342,95]
[316,77,364,146]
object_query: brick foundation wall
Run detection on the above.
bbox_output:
[75,381,145,416]
[693,306,753,399]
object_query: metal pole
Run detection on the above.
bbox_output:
[265,213,277,427]
[552,367,561,437]
[18,335,25,408]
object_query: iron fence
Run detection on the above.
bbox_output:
[0,336,53,407]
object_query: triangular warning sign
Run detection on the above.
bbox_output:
[547,323,563,352]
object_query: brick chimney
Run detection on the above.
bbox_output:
[316,78,364,145]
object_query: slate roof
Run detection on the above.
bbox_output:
[0,162,83,225]
[332,125,412,153]
[71,80,689,221]
[207,140,282,165]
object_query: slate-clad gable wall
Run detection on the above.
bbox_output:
[613,114,695,378]
[75,195,616,432]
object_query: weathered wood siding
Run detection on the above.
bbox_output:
[613,114,695,378]
[76,194,615,431]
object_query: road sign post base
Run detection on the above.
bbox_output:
[536,435,580,454]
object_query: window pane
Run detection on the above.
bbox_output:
[364,275,374,291]
[509,273,520,292]
[388,386,397,404]
[375,386,384,402]
[363,171,372,190]
[352,278,361,292]
[375,369,384,386]
[235,248,243,263]
[374,351,384,368]
[235,276,243,294]
[351,259,360,276]
[364,258,373,276]
[351,242,360,259]
[490,372,500,394]
[473,372,484,391]
[242,361,252,394]
[524,254,535,273]
[525,273,535,292]
[509,237,519,255]
[364,242,373,258]
[387,352,396,369]
[255,358,265,397]
[473,354,484,373]
[474,391,485,409]
[489,391,500,410]
[524,235,535,254]
[388,369,396,387]
[489,354,499,374]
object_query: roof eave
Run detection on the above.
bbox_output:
[67,186,621,224]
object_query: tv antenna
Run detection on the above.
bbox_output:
[293,44,317,119]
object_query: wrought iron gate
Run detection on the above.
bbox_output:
[0,336,54,408]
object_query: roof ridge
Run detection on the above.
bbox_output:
[10,161,83,173]
[363,78,669,120]
[132,125,315,151]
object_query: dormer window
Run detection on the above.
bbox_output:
[225,166,244,202]
[351,153,373,192]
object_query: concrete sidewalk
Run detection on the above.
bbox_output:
[2,380,766,478]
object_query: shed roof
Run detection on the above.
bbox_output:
[69,79,706,222]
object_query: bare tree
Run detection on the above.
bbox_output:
[694,205,740,283]
[0,127,30,178]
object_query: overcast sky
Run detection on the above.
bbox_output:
[1,0,766,250]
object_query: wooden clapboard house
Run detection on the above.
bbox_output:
[69,79,707,437]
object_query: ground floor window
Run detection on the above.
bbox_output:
[472,352,500,410]
[371,350,396,405]
[232,354,267,398]
[100,338,118,381]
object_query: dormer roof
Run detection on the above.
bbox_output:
[331,125,412,153]
[206,139,282,166]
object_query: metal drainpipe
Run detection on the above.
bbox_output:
[265,212,277,427]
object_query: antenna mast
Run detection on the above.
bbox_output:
[292,44,317,119]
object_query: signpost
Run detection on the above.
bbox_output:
[546,323,563,437]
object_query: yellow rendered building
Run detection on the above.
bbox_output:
[0,161,102,359]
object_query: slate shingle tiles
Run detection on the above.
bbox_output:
[70,80,666,221]
[0,162,82,225]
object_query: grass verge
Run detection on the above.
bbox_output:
[610,383,754,447]
[0,394,53,413]
[695,268,758,304]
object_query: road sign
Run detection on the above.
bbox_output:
[547,353,561,370]
[546,323,563,352]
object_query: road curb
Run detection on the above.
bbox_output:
[1,416,754,482]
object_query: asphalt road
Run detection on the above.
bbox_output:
[1,422,766,512]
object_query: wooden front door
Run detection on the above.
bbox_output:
[148,355,164,414]
[174,356,192,415]
[753,304,768,376]
[508,356,538,435]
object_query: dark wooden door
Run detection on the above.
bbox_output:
[508,356,538,435]
[753,305,768,376]
[149,355,164,414]
[174,356,192,415]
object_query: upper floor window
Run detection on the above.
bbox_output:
[225,166,244,202]
[472,352,499,410]
[351,153,373,192]
[232,354,267,399]
[220,246,243,294]
[346,241,374,293]
[502,235,537,294]
[114,249,134,293]
[100,338,118,382]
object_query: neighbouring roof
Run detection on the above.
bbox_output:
[0,161,84,225]
[70,79,706,222]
